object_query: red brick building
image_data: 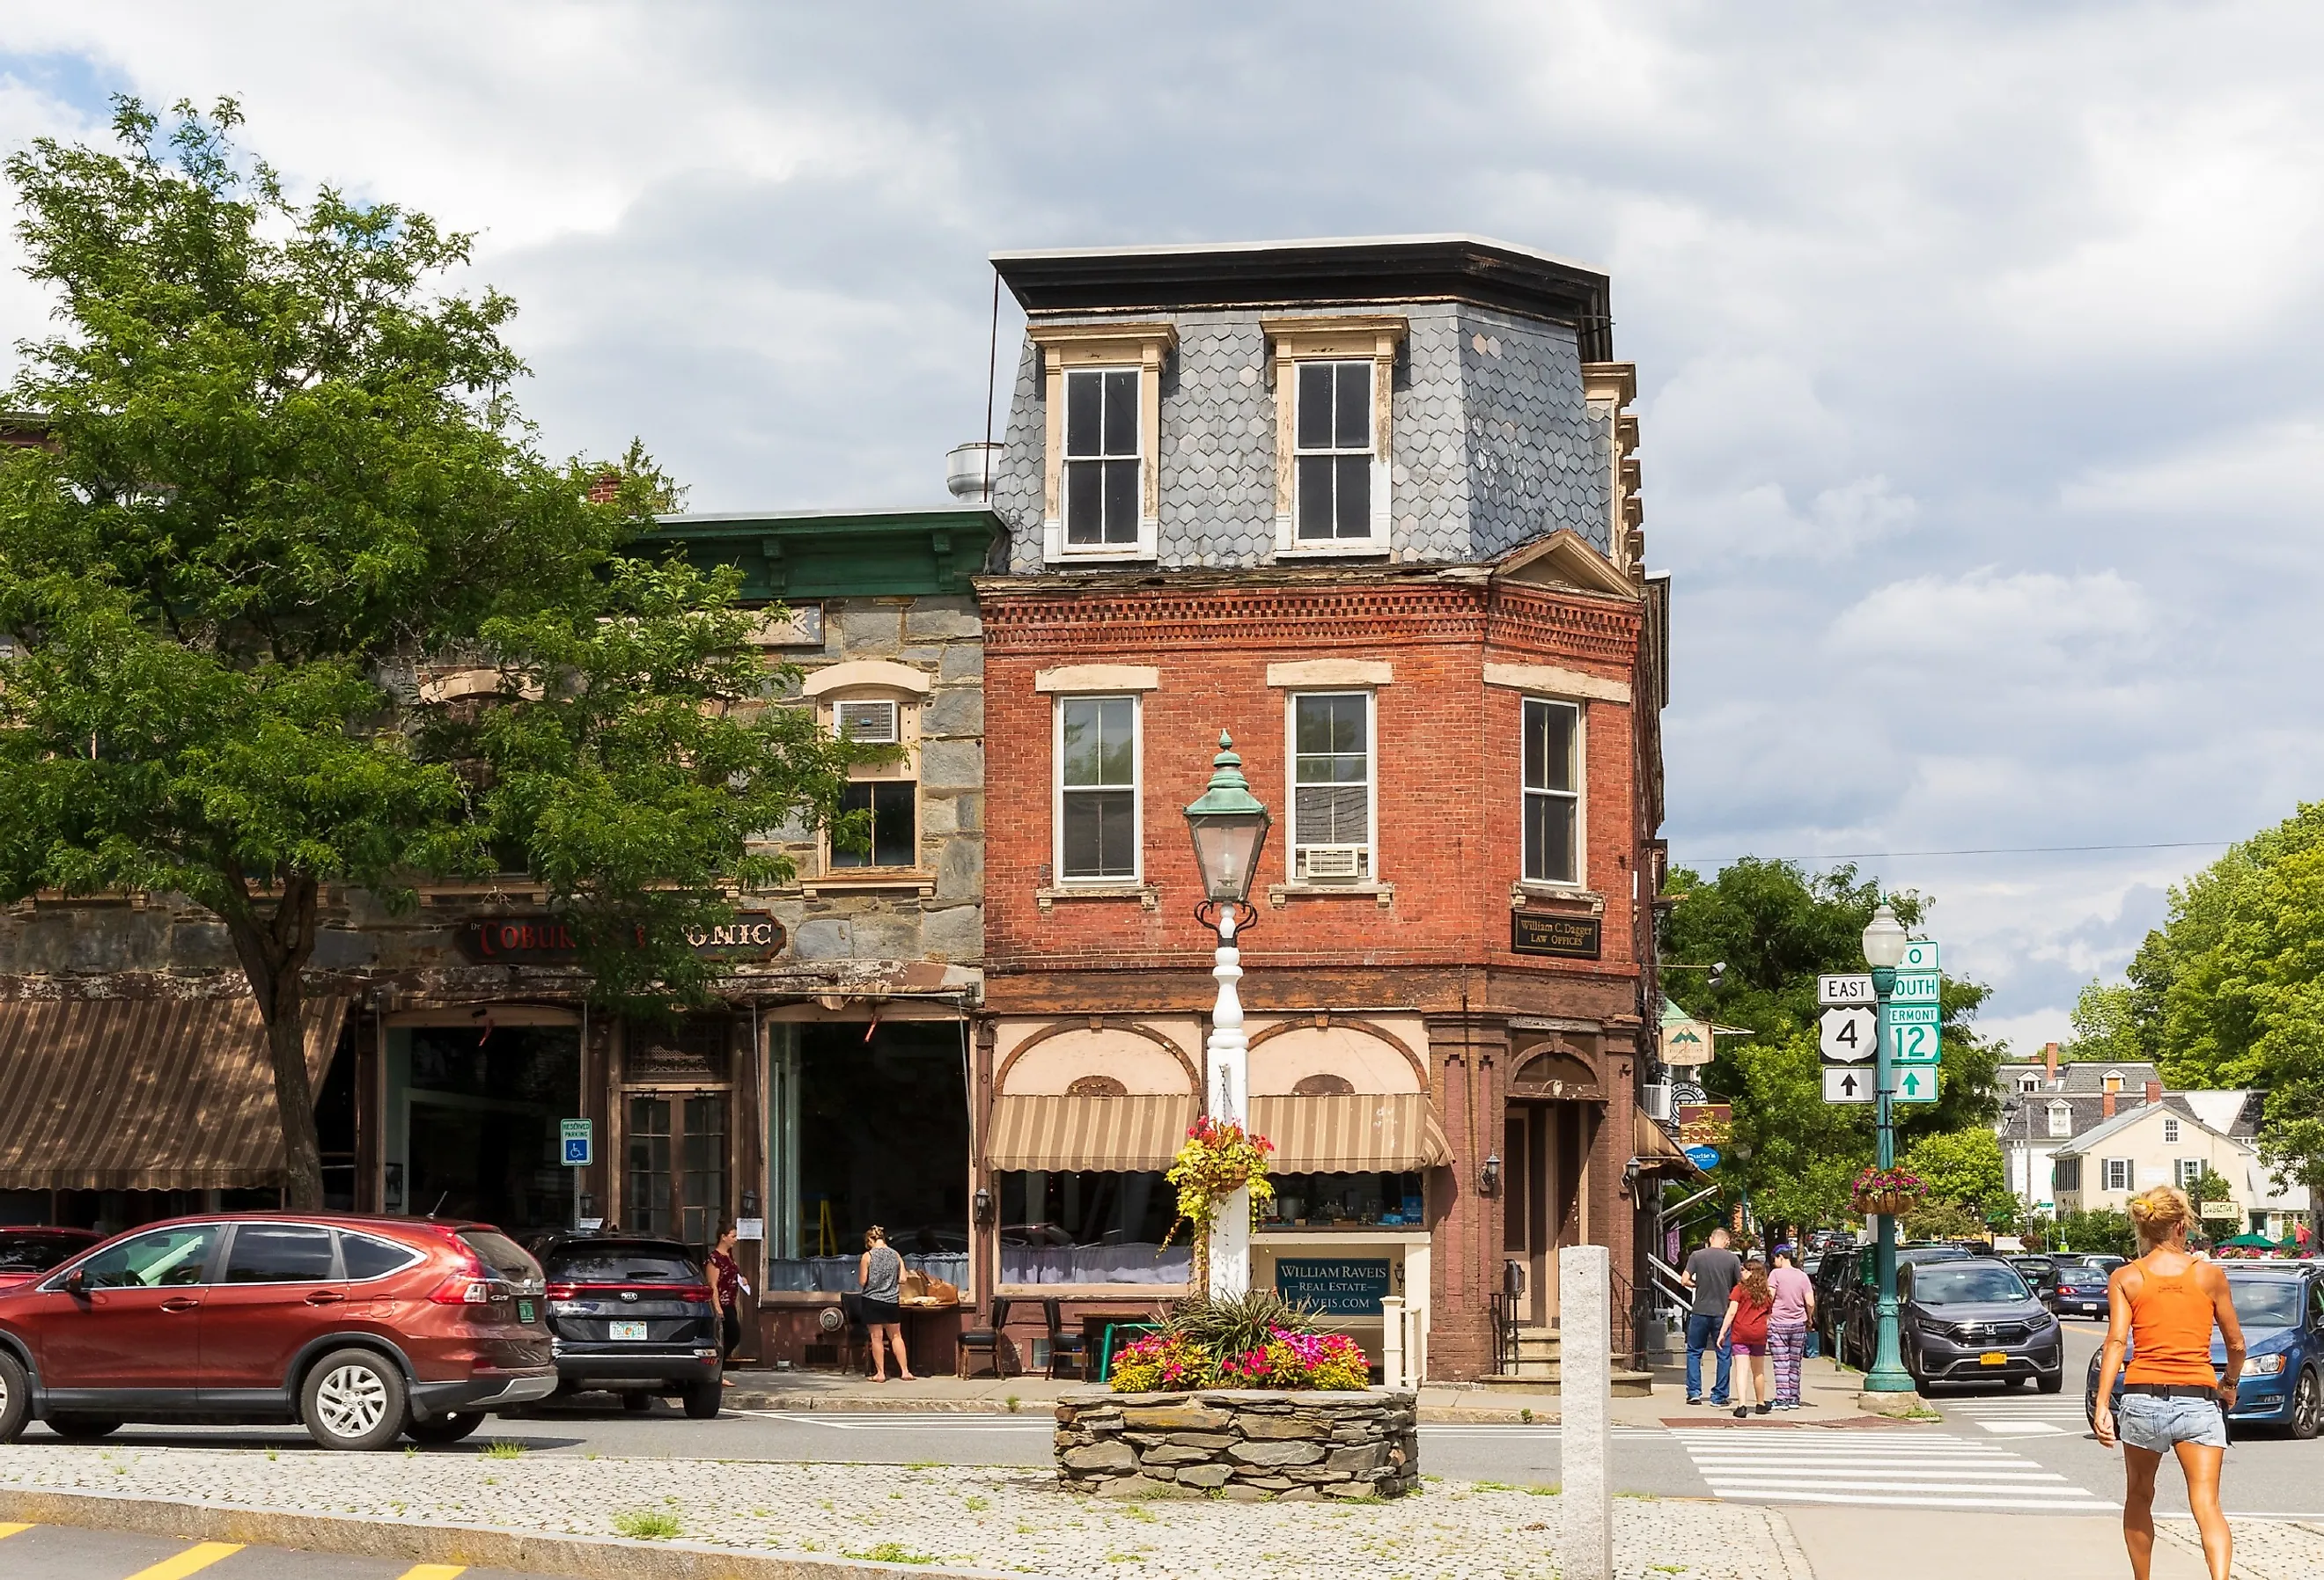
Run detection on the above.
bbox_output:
[969,239,1679,1380]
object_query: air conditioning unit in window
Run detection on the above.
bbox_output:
[1298,845,1366,881]
[1642,1082,1673,1121]
[834,700,900,744]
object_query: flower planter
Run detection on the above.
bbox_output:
[1054,1386,1419,1500]
[1855,1192,1918,1217]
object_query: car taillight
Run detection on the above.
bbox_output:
[430,1275,515,1305]
[678,1284,713,1304]
[544,1282,577,1299]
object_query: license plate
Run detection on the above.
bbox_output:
[610,1320,648,1341]
[518,1299,535,1324]
[1980,1351,2008,1365]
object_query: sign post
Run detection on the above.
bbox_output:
[560,1119,592,1231]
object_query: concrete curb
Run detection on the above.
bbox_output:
[0,1485,1011,1580]
[722,1391,1569,1425]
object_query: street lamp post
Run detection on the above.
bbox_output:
[1860,900,1915,1393]
[1184,732,1271,1301]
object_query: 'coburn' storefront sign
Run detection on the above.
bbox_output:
[454,913,788,963]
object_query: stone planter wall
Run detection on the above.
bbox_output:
[1054,1387,1419,1500]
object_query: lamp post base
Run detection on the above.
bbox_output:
[1864,1294,1916,1393]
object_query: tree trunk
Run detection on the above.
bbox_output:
[224,876,327,1210]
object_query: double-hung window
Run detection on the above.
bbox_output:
[2175,1157,2203,1189]
[2103,1158,2133,1192]
[2047,1101,2071,1138]
[1521,698,1581,885]
[1056,696,1139,882]
[1063,368,1140,548]
[1290,693,1372,881]
[1294,361,1374,541]
[2162,1116,2180,1143]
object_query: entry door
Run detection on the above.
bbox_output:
[1504,1105,1585,1329]
[626,1092,728,1247]
[36,1223,223,1401]
[199,1223,348,1403]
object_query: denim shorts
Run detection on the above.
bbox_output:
[2114,1392,2228,1451]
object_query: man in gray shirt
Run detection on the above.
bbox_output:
[1680,1228,1742,1406]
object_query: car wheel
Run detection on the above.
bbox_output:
[2291,1369,2323,1442]
[0,1351,29,1444]
[47,1415,122,1440]
[299,1348,408,1451]
[2037,1370,2064,1395]
[406,1412,487,1445]
[684,1377,722,1420]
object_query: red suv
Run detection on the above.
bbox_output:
[0,1214,555,1451]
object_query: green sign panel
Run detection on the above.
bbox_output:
[1892,1068,1938,1103]
[1891,970,1942,1003]
[1901,939,1940,972]
[1883,1000,1941,1065]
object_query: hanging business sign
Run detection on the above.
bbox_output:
[1511,913,1602,959]
[454,912,787,964]
[1660,1018,1715,1066]
[1675,1103,1732,1149]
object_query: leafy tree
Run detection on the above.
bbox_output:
[1659,858,2006,1220]
[1901,1199,1989,1242]
[2051,1208,2136,1258]
[2120,803,2324,1229]
[0,99,858,1206]
[1900,1128,2007,1215]
[2061,981,2147,1063]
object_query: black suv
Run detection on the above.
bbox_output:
[1898,1255,2063,1391]
[1834,1244,1976,1369]
[536,1235,722,1418]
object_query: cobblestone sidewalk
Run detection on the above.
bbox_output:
[2160,1518,2324,1580]
[0,1443,1805,1579]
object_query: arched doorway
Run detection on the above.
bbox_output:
[1504,1047,1601,1334]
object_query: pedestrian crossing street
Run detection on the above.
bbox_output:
[1669,1428,2114,1512]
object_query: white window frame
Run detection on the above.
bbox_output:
[1266,316,1402,556]
[2047,1101,2072,1139]
[2104,1158,2133,1193]
[1030,323,1171,565]
[2175,1157,2204,1189]
[2163,1116,2180,1143]
[2018,1073,2041,1092]
[1052,694,1143,886]
[1520,695,1585,888]
[1290,359,1381,547]
[1284,690,1377,884]
[815,686,923,878]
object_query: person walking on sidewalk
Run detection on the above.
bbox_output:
[1767,1244,1815,1409]
[709,1223,749,1385]
[2093,1185,2247,1580]
[1680,1228,1742,1406]
[1718,1252,1776,1418]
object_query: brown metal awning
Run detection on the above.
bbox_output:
[1248,1093,1454,1173]
[984,1094,1195,1172]
[0,996,348,1191]
[1631,1110,1706,1179]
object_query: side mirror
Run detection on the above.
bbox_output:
[62,1268,85,1296]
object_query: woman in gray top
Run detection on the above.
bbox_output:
[857,1226,916,1382]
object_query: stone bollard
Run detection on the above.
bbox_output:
[1380,1296,1406,1390]
[1559,1245,1611,1580]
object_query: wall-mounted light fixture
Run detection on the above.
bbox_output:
[741,1188,760,1218]
[973,1187,996,1228]
[1479,1152,1503,1196]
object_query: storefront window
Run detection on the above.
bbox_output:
[997,1170,1192,1285]
[1261,1172,1425,1230]
[401,1025,580,1235]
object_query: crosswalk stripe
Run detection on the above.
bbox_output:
[1723,1488,2114,1510]
[124,1543,246,1580]
[394,1567,469,1579]
[1671,1427,2113,1512]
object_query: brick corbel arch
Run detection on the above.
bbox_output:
[1245,1013,1429,1091]
[995,1016,1200,1092]
[1506,1038,1606,1101]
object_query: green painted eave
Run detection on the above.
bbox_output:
[641,506,1000,600]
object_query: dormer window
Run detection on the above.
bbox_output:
[2048,1101,2072,1139]
[1029,322,1173,564]
[2018,1073,2041,1093]
[1266,316,1402,556]
[2102,1070,2124,1094]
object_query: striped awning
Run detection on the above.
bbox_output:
[1248,1093,1454,1173]
[0,996,348,1190]
[1631,1111,1705,1178]
[985,1094,1196,1172]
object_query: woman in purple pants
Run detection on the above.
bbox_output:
[1766,1245,1816,1409]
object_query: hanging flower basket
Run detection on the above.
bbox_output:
[1163,1117,1276,1282]
[1851,1165,1926,1218]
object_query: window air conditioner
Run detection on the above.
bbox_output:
[1642,1083,1673,1121]
[1298,845,1365,881]
[834,700,900,744]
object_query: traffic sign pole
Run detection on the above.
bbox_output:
[1867,961,1914,1393]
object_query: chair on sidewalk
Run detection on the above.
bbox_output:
[1042,1298,1089,1380]
[956,1297,1015,1378]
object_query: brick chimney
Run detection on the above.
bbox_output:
[2043,1041,2060,1081]
[2144,1079,2163,1106]
[587,469,621,503]
[2102,1090,2115,1120]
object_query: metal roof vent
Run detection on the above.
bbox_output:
[946,441,1002,503]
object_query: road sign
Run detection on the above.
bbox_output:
[1684,1145,1723,1171]
[1885,1002,1940,1025]
[1882,1003,1941,1065]
[1822,1067,1875,1104]
[1901,938,1939,972]
[1893,1069,1938,1103]
[1820,1006,1876,1063]
[1891,970,1942,1003]
[559,1118,593,1167]
[1819,974,1876,1007]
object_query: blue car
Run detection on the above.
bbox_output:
[2084,1267,2324,1438]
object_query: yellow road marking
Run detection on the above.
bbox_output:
[394,1568,468,1579]
[0,1521,30,1539]
[123,1541,246,1580]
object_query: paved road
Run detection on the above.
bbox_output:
[23,1319,2319,1521]
[0,1522,545,1580]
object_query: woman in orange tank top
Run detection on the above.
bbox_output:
[2093,1184,2247,1580]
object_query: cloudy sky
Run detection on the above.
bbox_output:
[4,3,2319,1048]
